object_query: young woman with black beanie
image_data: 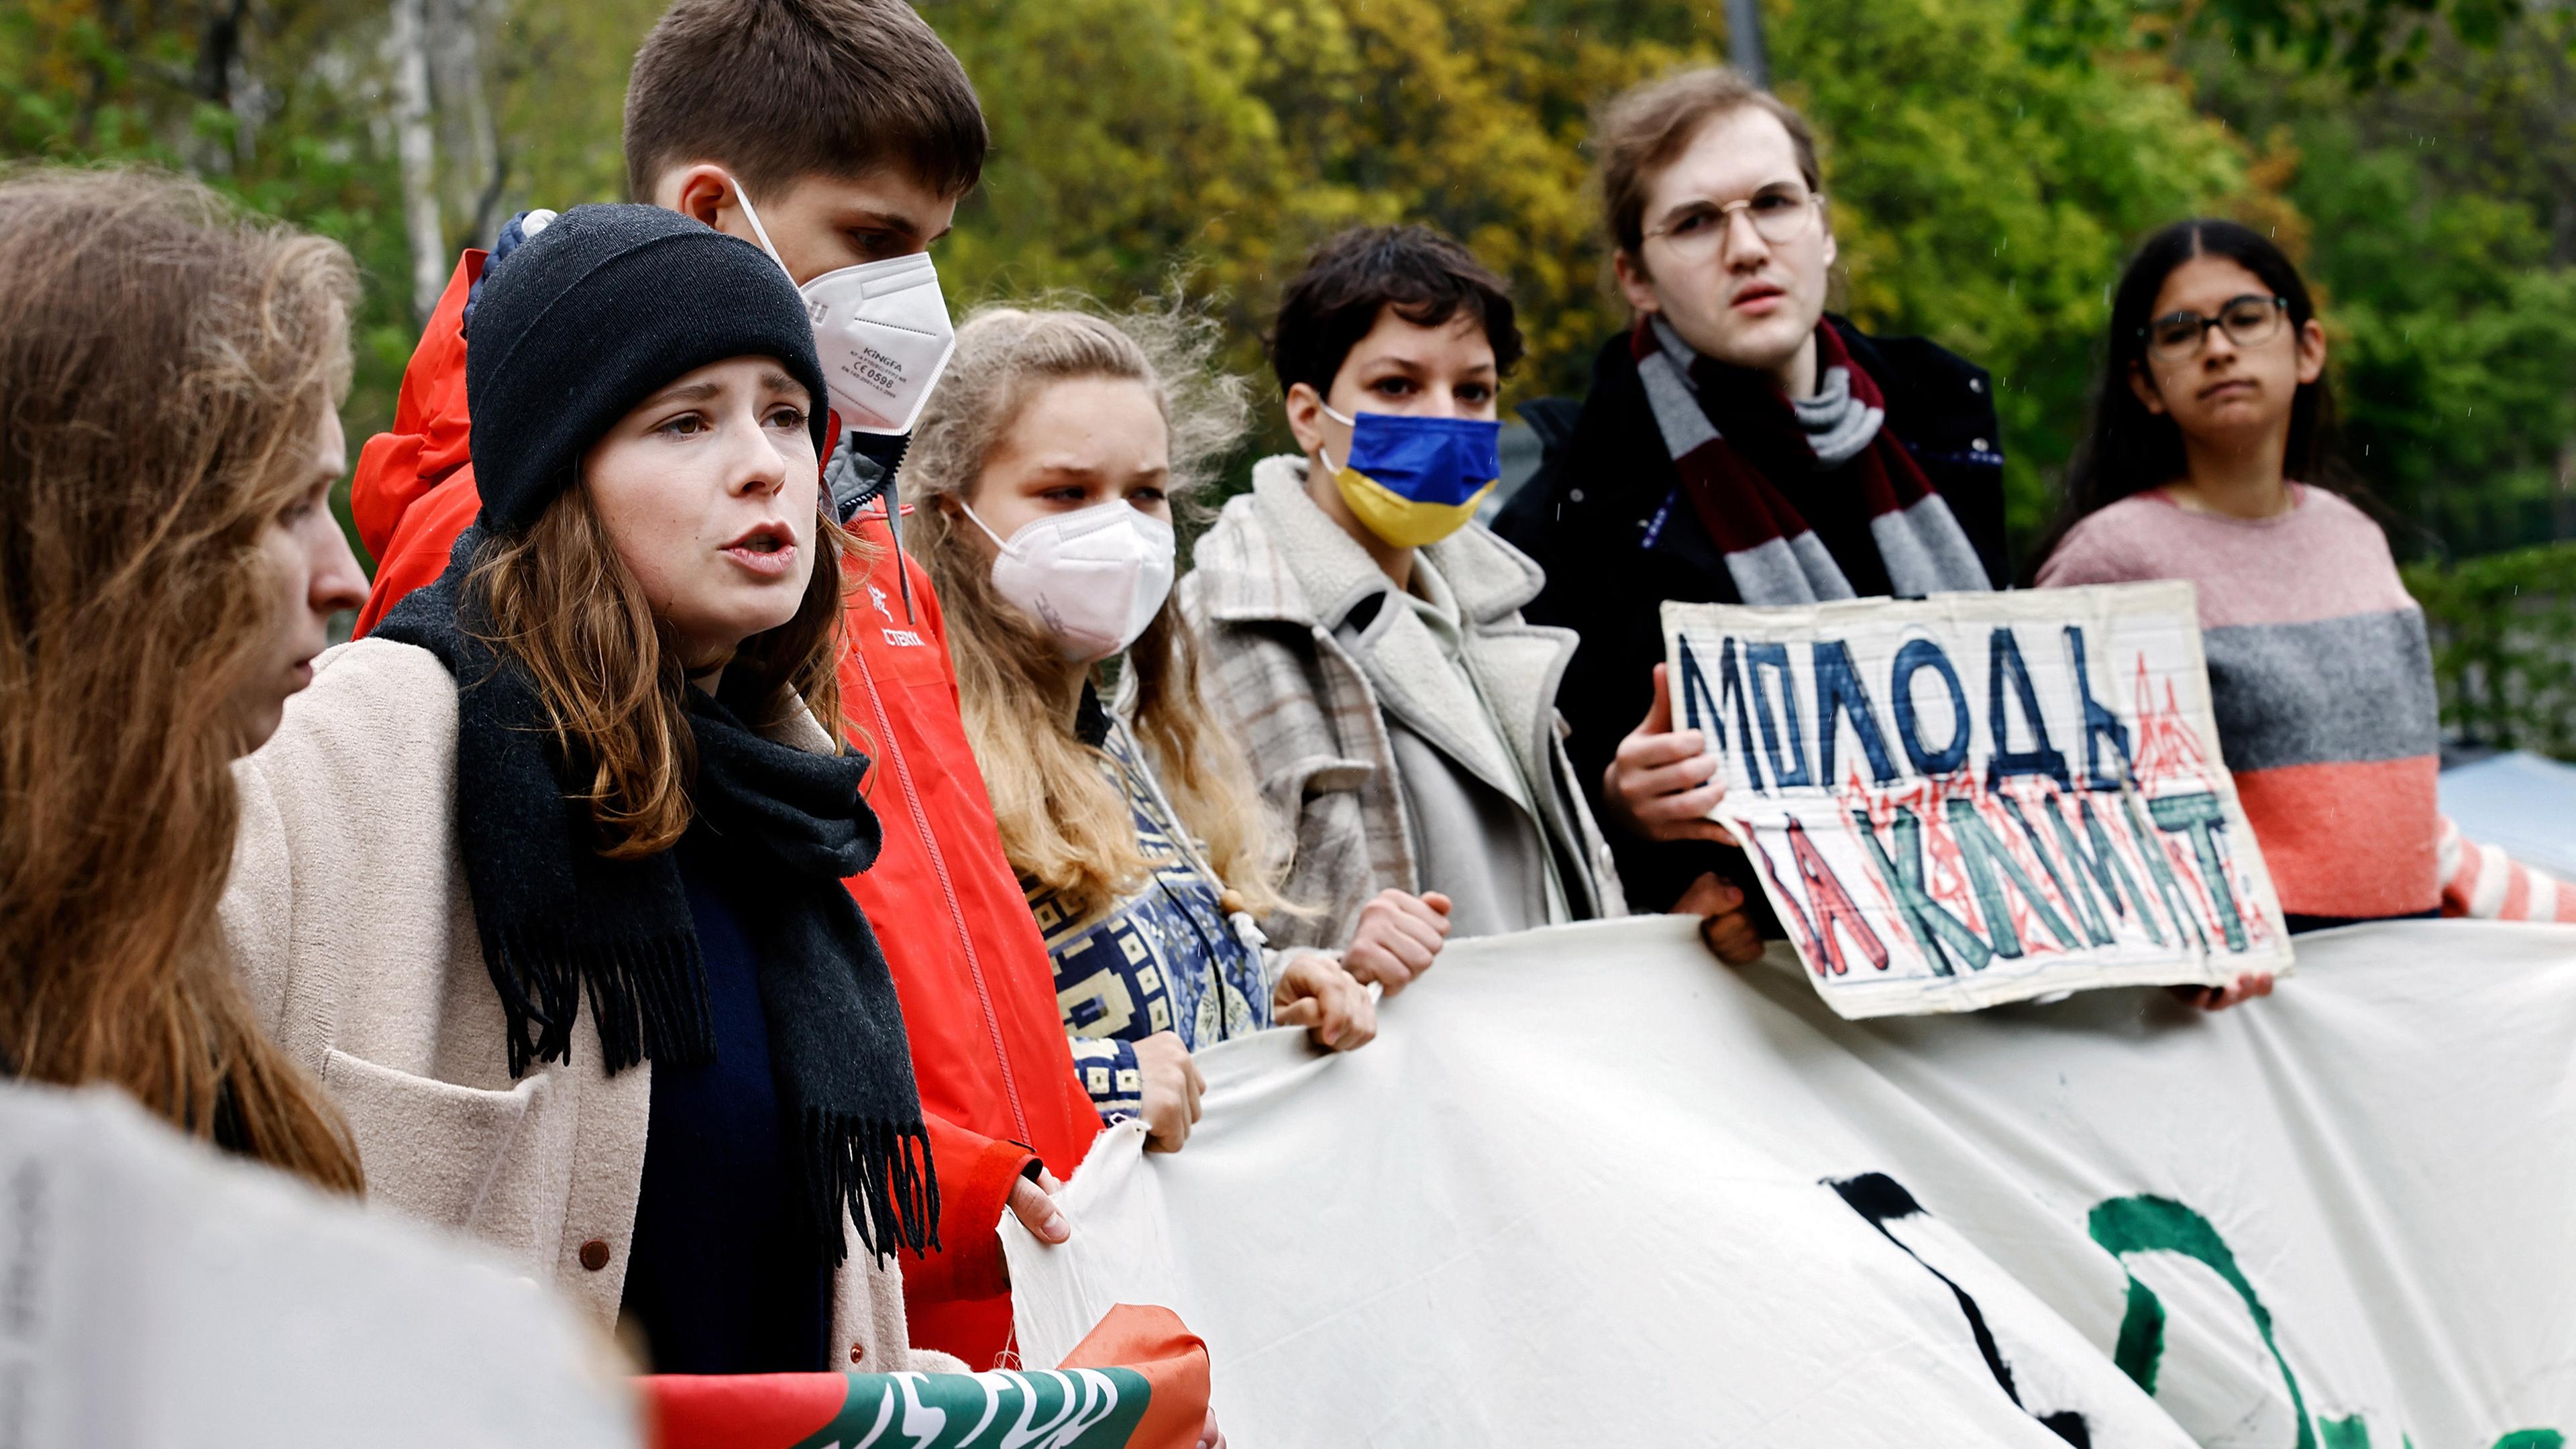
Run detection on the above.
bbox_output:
[221,203,958,1373]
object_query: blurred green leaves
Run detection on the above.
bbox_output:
[2017,0,2567,88]
[5,0,2571,571]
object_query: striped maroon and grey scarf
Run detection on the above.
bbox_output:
[1633,316,1990,604]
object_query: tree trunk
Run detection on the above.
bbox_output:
[389,0,447,323]
[1727,0,1770,87]
[430,0,506,246]
[189,0,251,174]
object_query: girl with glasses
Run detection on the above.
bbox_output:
[2033,219,2572,981]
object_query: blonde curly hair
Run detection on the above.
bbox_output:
[906,301,1291,922]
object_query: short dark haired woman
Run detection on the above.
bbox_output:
[1183,223,1628,962]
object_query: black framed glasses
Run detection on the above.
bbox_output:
[2141,294,2289,364]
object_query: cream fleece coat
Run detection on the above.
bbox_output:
[221,637,944,1372]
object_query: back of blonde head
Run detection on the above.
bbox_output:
[0,168,362,1192]
[906,303,1289,922]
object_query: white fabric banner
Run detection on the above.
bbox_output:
[1006,917,2576,1447]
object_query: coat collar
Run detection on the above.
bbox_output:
[1193,455,1575,806]
[1192,455,1552,631]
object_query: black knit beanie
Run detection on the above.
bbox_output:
[463,203,831,534]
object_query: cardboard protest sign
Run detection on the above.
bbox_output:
[1661,582,2291,1016]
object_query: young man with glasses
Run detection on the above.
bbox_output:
[1498,67,2007,951]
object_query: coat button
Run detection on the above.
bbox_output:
[1971,438,1989,452]
[578,1239,610,1271]
[1969,377,1986,392]
[849,1343,865,1364]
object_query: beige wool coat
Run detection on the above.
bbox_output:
[221,637,949,1373]
[1178,458,1626,949]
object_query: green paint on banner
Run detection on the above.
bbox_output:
[2108,1273,2164,1394]
[786,1366,1154,1449]
[2088,1195,2567,1449]
[2087,1194,2314,1449]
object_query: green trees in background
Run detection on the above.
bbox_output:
[2184,15,2576,558]
[938,0,2255,546]
[6,0,2571,572]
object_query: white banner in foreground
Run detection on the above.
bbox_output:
[1008,918,2575,1448]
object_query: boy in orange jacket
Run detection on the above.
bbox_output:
[349,0,1101,1367]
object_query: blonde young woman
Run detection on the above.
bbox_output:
[220,205,957,1374]
[0,170,366,1193]
[909,307,1446,1152]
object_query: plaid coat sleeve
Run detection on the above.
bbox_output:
[1177,586,1417,953]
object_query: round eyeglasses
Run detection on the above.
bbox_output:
[2141,294,2289,364]
[1641,186,1823,258]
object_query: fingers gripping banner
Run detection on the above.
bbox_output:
[1662,582,2294,1016]
[1005,918,2576,1447]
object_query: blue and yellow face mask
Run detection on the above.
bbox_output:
[1319,405,1504,549]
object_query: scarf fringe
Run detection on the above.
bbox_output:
[484,928,715,1077]
[805,1110,940,1265]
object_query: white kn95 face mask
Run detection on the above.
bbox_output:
[729,176,957,435]
[958,497,1177,663]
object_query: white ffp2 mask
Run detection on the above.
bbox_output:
[959,498,1176,662]
[731,178,957,435]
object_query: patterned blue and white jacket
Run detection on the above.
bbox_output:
[1027,690,1297,1122]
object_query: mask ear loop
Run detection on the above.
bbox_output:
[1315,400,1358,476]
[731,171,934,626]
[955,498,1015,552]
[724,172,796,281]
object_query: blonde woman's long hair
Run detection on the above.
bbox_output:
[0,168,362,1193]
[907,303,1287,922]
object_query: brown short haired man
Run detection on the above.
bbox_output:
[341,0,1105,1377]
[1498,67,2009,953]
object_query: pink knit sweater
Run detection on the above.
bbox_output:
[2039,488,2575,922]
[2037,486,2440,920]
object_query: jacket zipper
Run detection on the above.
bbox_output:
[850,617,1032,1147]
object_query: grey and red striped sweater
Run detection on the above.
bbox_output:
[2039,485,2571,924]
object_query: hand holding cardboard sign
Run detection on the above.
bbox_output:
[1605,663,1740,846]
[1678,871,1766,965]
[2173,970,2276,1011]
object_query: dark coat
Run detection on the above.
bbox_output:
[1494,317,2008,914]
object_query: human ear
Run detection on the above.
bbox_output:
[2294,317,2326,386]
[1613,248,1661,317]
[1819,223,1838,272]
[1284,382,1330,459]
[2127,360,2168,417]
[661,165,732,229]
